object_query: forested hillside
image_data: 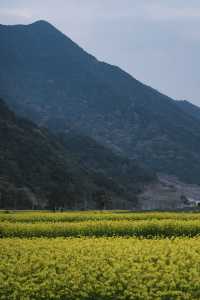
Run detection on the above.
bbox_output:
[1,21,200,184]
[0,99,155,209]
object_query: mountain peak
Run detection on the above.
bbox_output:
[0,20,54,31]
[27,20,60,34]
[31,20,50,25]
[29,20,54,28]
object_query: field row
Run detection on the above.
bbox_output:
[1,237,200,300]
[2,219,200,237]
[1,211,200,223]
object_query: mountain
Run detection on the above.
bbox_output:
[176,100,200,121]
[1,20,200,184]
[59,130,155,188]
[0,98,156,210]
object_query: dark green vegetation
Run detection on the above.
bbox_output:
[0,99,155,209]
[1,21,200,184]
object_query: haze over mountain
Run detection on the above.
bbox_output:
[1,20,200,185]
[0,99,155,209]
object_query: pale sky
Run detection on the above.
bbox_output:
[0,0,200,105]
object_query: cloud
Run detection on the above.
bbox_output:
[0,8,32,20]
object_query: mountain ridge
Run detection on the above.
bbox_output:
[1,21,200,184]
[176,100,200,121]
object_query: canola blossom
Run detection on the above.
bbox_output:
[1,237,200,300]
[1,219,200,238]
[1,211,200,299]
[1,210,200,223]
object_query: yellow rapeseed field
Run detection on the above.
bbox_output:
[1,237,200,299]
[1,211,200,299]
[1,210,200,223]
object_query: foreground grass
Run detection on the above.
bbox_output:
[1,237,200,300]
[1,219,200,237]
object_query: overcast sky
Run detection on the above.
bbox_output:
[0,0,200,105]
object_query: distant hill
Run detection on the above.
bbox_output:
[1,21,200,184]
[0,99,155,209]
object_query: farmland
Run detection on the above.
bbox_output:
[1,211,200,299]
